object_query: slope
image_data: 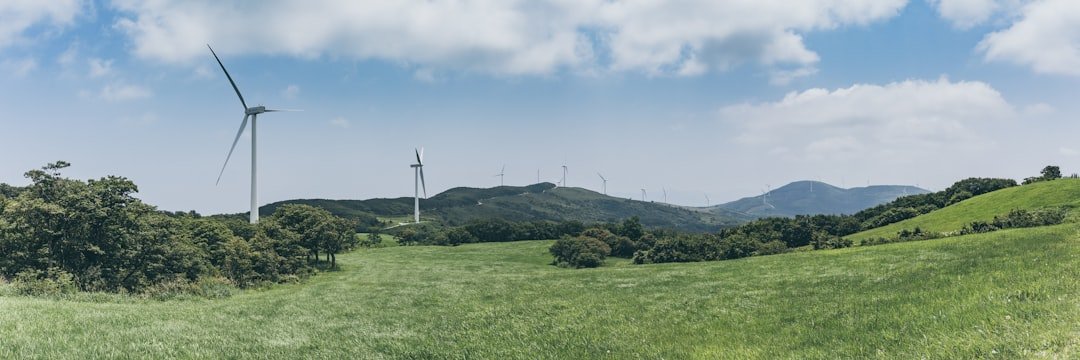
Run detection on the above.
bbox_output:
[715,181,928,217]
[262,183,751,231]
[2,224,1076,358]
[849,178,1080,242]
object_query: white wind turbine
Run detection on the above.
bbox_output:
[561,165,568,187]
[705,194,710,206]
[210,45,300,224]
[597,173,607,195]
[641,187,647,201]
[494,165,505,186]
[411,148,427,224]
[662,187,668,203]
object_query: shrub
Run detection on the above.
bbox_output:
[360,232,384,247]
[549,236,610,268]
[754,240,789,255]
[13,268,76,297]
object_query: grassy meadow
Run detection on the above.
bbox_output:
[850,178,1080,243]
[1,223,1077,359]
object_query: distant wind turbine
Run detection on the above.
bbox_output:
[641,187,647,202]
[561,165,568,188]
[411,147,427,223]
[662,187,667,203]
[705,194,710,206]
[209,45,301,224]
[597,173,607,195]
[494,165,505,186]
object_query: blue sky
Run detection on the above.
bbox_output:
[2,0,1079,214]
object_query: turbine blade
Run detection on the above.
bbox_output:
[501,164,505,174]
[263,109,303,112]
[415,147,424,165]
[419,167,427,198]
[207,45,248,111]
[216,114,250,185]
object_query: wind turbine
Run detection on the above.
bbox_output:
[705,194,710,206]
[209,45,300,224]
[561,165,568,188]
[494,165,505,186]
[597,173,607,195]
[411,148,427,224]
[662,187,668,203]
[641,187,647,202]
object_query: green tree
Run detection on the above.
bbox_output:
[1041,165,1062,180]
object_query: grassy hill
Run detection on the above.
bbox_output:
[262,183,751,231]
[2,224,1076,358]
[715,181,929,217]
[850,178,1080,242]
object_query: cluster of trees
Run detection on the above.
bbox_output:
[0,162,356,295]
[556,171,1059,267]
[960,208,1068,235]
[1022,165,1063,185]
[391,218,587,246]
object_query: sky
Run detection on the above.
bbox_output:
[1,0,1079,214]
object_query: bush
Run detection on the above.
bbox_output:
[13,268,76,297]
[549,236,610,268]
[359,232,384,247]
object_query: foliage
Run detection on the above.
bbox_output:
[1023,165,1063,185]
[549,236,610,268]
[0,162,356,295]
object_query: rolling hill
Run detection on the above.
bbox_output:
[849,178,1080,242]
[714,180,928,217]
[4,223,1075,358]
[261,183,753,232]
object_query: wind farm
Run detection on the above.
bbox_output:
[1,2,1078,359]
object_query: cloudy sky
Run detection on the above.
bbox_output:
[1,0,1078,213]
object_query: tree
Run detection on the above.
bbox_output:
[1041,165,1062,180]
[549,236,610,268]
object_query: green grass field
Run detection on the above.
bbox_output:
[849,179,1080,243]
[1,223,1076,358]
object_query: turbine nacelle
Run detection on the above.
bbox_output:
[246,106,266,115]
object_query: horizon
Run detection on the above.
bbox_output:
[2,1,1078,214]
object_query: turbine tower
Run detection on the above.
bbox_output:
[641,187,647,202]
[561,165,568,187]
[411,148,427,223]
[662,187,668,203]
[494,165,505,186]
[597,173,607,195]
[210,45,300,224]
[705,194,710,206]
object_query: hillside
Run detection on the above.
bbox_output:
[3,224,1076,358]
[262,183,751,232]
[849,178,1080,242]
[715,181,928,217]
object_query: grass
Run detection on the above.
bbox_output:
[1,224,1077,359]
[850,179,1080,243]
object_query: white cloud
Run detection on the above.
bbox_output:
[2,57,38,76]
[110,0,907,77]
[977,0,1080,76]
[929,0,1002,28]
[0,1,83,49]
[721,77,1014,160]
[88,58,113,78]
[329,117,350,129]
[282,84,300,99]
[100,82,151,101]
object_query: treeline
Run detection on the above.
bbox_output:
[390,218,587,246]
[0,162,357,296]
[552,171,1068,267]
